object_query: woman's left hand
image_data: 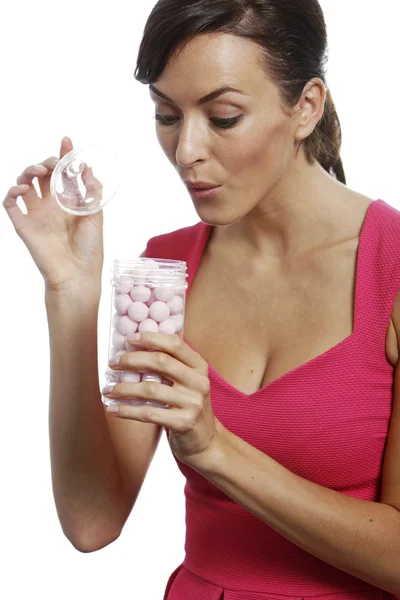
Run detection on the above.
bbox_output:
[103,332,222,467]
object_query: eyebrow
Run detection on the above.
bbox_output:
[149,84,247,105]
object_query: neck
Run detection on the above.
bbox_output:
[218,156,349,262]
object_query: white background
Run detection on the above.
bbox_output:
[0,1,398,598]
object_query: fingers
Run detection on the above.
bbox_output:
[114,335,209,395]
[3,137,74,228]
[16,163,49,185]
[57,138,102,206]
[81,165,104,203]
[119,350,191,386]
[127,333,206,371]
[34,155,64,199]
[15,158,59,207]
[12,138,73,206]
[105,380,189,411]
[2,184,30,233]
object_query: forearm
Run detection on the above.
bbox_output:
[193,423,400,594]
[46,286,127,551]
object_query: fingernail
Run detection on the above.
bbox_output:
[106,404,119,413]
[33,165,46,172]
[102,384,116,395]
[109,356,120,367]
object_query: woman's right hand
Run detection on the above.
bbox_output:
[3,137,104,293]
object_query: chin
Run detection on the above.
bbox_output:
[195,206,245,228]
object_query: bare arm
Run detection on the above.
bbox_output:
[46,283,130,551]
[46,252,162,553]
[3,142,161,553]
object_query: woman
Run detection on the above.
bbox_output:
[3,0,400,598]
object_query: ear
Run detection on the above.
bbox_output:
[292,78,326,141]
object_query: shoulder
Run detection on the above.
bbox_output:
[376,200,400,355]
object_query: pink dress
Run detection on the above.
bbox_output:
[144,199,400,600]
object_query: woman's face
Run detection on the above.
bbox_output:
[150,33,309,225]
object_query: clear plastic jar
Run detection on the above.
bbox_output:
[102,257,188,409]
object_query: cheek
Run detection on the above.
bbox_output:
[221,117,292,180]
[156,129,176,163]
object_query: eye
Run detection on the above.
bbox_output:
[154,115,178,126]
[154,115,243,129]
[210,116,243,129]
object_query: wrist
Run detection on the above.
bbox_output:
[45,279,102,306]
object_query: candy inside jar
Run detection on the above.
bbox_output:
[102,258,188,409]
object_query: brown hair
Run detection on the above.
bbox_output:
[134,0,346,184]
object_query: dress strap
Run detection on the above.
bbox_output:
[355,199,400,360]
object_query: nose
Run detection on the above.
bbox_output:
[175,118,208,168]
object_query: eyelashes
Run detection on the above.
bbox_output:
[154,114,243,130]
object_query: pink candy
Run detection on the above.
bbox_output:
[115,275,134,295]
[149,300,170,322]
[128,301,149,322]
[154,286,175,302]
[158,318,176,335]
[138,318,159,333]
[112,330,126,351]
[130,285,152,303]
[116,315,138,336]
[170,313,184,332]
[114,294,132,315]
[167,295,184,315]
[107,265,186,400]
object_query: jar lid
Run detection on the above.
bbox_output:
[50,145,120,216]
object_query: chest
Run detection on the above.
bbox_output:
[184,238,399,395]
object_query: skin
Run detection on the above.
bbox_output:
[149,32,367,263]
